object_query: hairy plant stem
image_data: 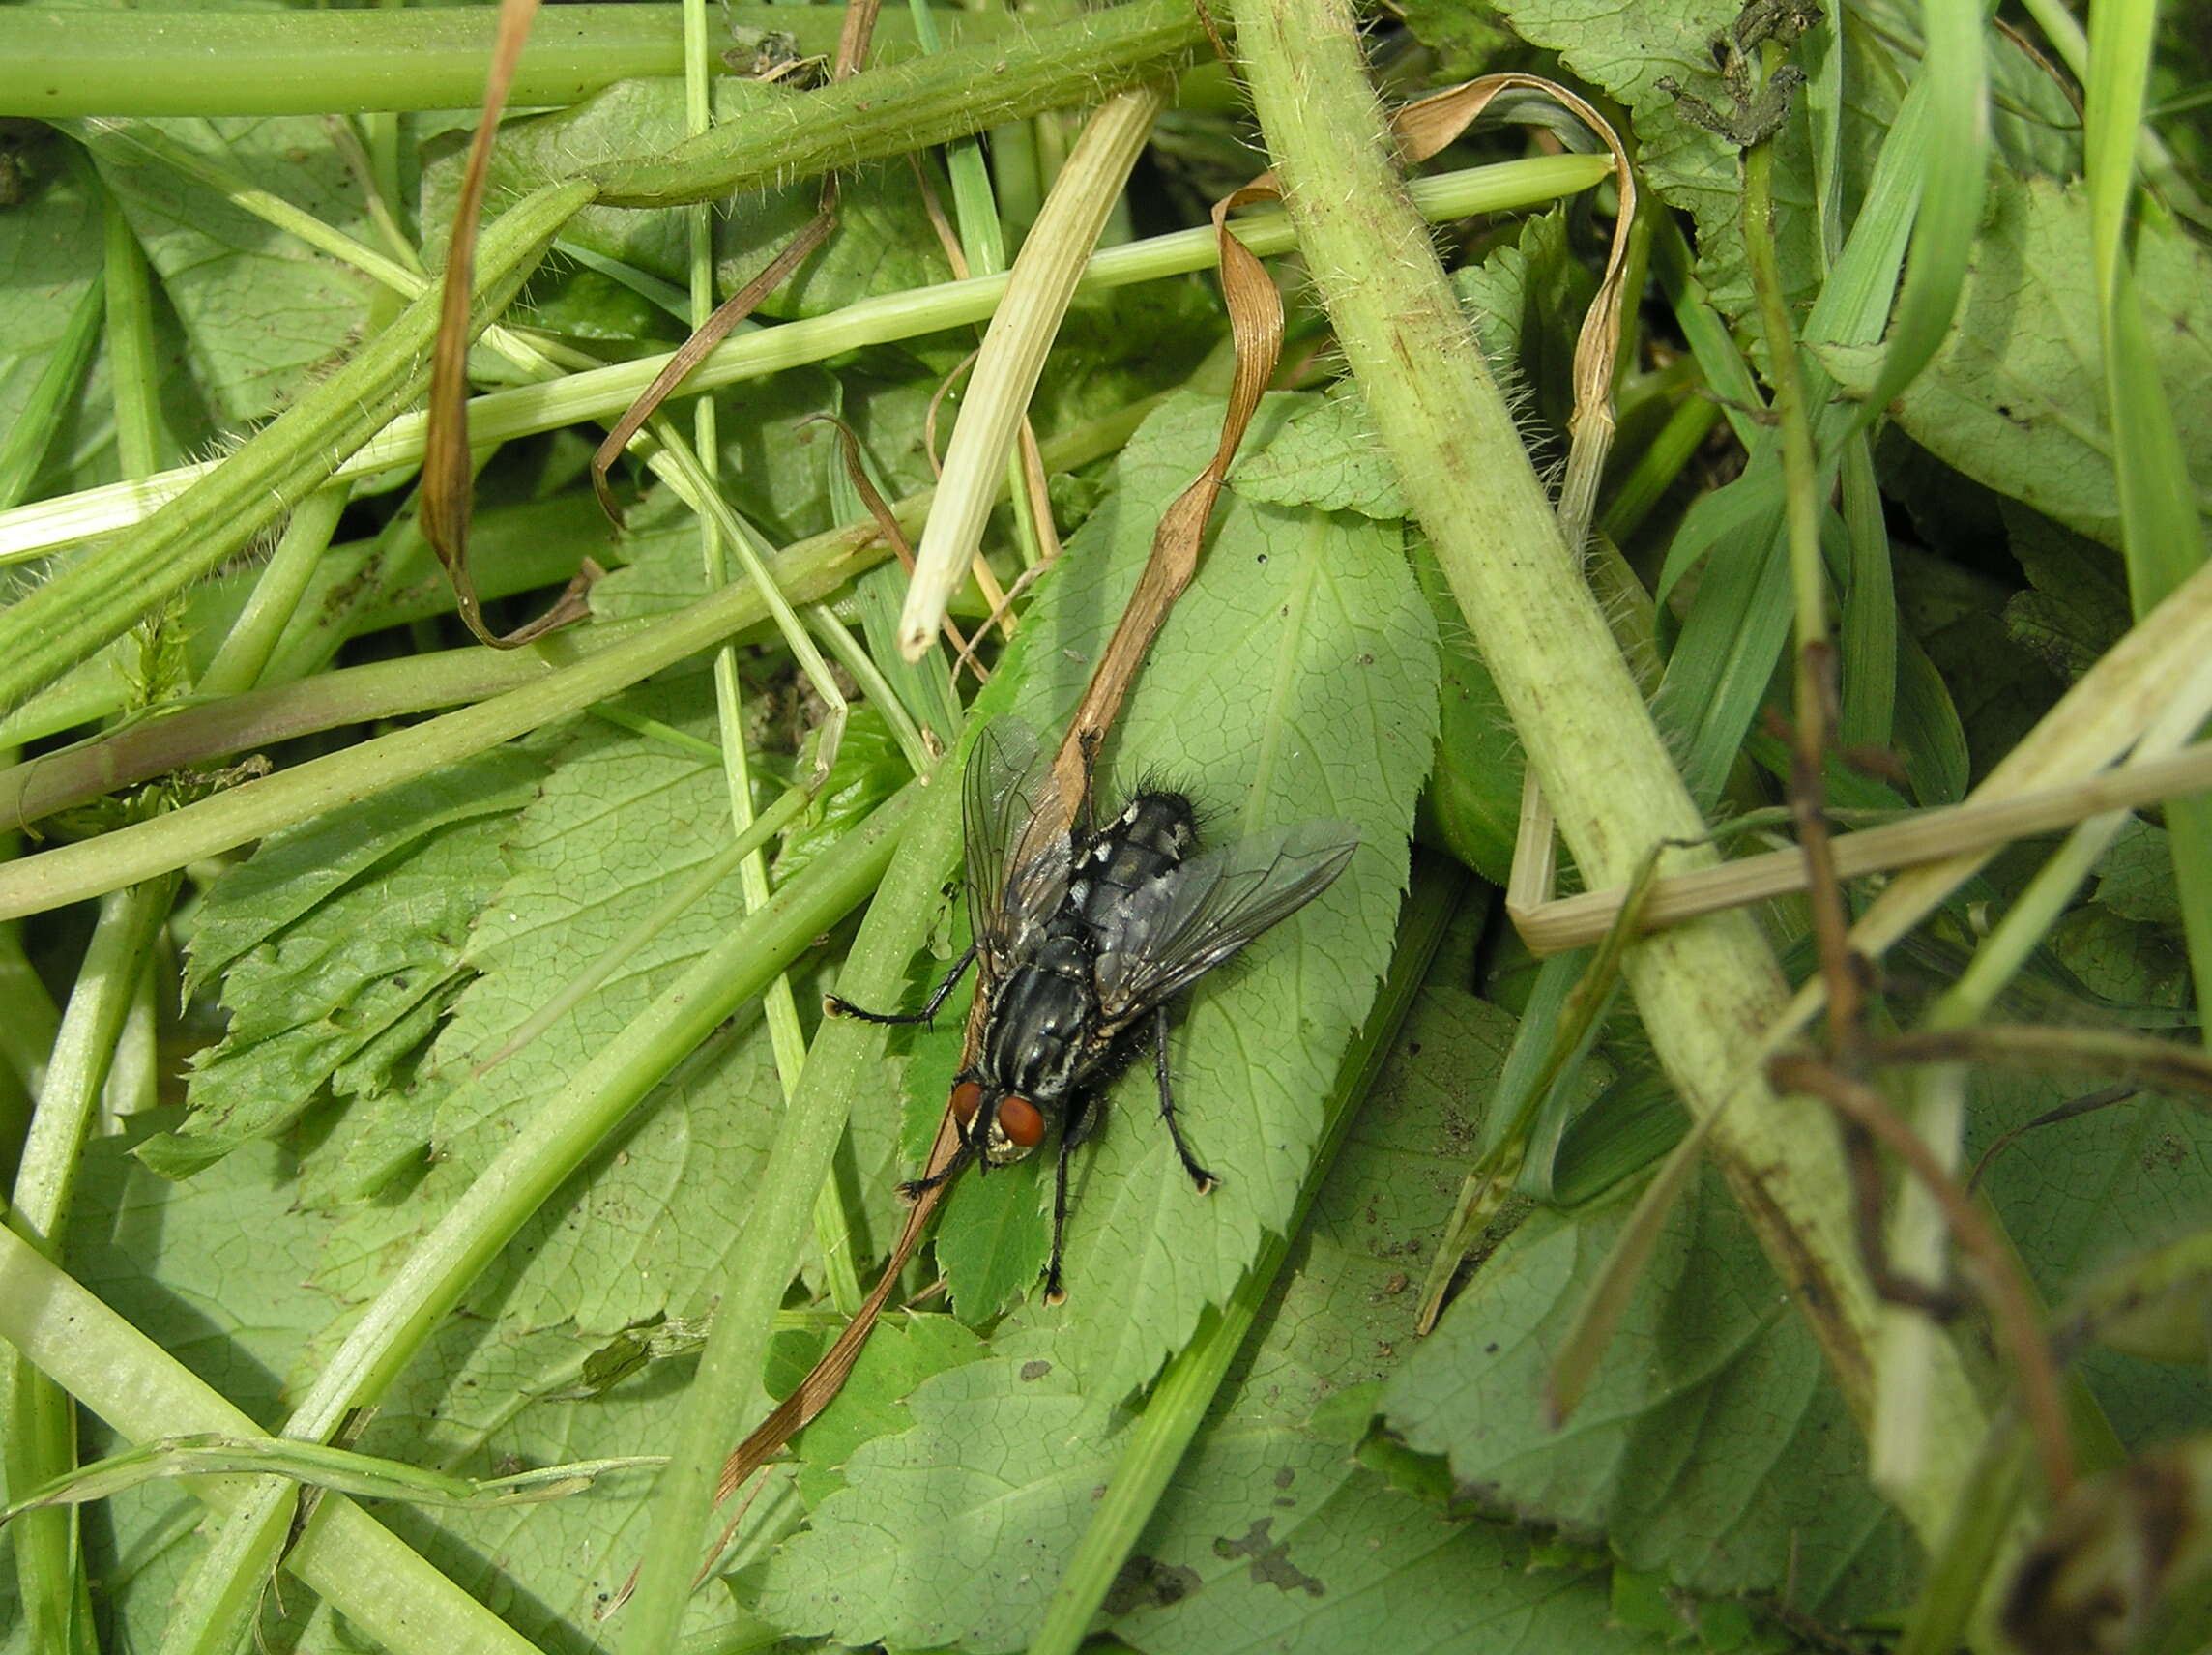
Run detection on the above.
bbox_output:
[1229,0,1985,1557]
[0,179,596,717]
[589,0,1208,206]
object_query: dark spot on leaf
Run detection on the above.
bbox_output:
[1105,1555,1202,1613]
[1020,1359,1052,1380]
[1213,1519,1325,1597]
[1273,1466,1295,1489]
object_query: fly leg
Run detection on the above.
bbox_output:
[1042,1092,1099,1304]
[1152,1004,1218,1193]
[897,1134,977,1199]
[826,944,976,1025]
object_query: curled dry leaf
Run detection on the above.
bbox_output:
[421,0,609,651]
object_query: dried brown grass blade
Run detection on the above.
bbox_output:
[589,0,883,525]
[696,1108,965,1568]
[419,0,605,651]
[588,198,839,521]
[1051,177,1283,795]
[803,412,976,662]
[1517,739,2212,954]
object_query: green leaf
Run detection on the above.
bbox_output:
[753,1345,1127,1651]
[989,392,1440,1402]
[82,115,378,426]
[153,749,547,1176]
[1815,175,2212,554]
[1121,1457,1662,1655]
[2093,818,2185,930]
[302,678,866,1341]
[1231,387,1410,519]
[2001,505,2136,683]
[789,1313,991,1507]
[1382,1168,1916,1619]
[0,148,109,498]
[63,1118,343,1652]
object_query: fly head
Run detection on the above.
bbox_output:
[951,1077,1052,1167]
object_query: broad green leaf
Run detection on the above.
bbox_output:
[65,1119,343,1654]
[185,747,545,995]
[751,1343,1127,1651]
[983,392,1439,1403]
[1886,511,2067,782]
[1960,1057,2212,1458]
[1231,387,1410,519]
[0,148,112,498]
[2093,818,2184,931]
[302,677,890,1342]
[1109,987,1662,1655]
[2001,505,2135,683]
[82,115,378,425]
[359,1303,788,1648]
[154,749,547,1176]
[788,1313,989,1507]
[1121,1451,1661,1655]
[1816,175,2212,555]
[1383,1168,1916,1619]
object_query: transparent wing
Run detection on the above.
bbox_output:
[1091,821,1358,1022]
[962,716,1073,977]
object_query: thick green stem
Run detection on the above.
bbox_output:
[0,5,1014,117]
[589,0,1208,206]
[1230,0,1983,1553]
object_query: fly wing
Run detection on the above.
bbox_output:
[1091,820,1358,1023]
[963,716,1073,979]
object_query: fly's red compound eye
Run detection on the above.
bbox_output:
[951,1080,984,1127]
[998,1096,1046,1148]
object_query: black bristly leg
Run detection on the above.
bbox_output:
[897,1131,978,1200]
[1043,1128,1078,1304]
[1042,1090,1102,1303]
[1153,1004,1218,1193]
[825,944,977,1026]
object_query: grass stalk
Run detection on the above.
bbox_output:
[0,157,1605,566]
[1228,0,1986,1554]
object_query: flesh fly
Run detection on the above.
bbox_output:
[830,717,1357,1300]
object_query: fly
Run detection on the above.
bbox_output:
[829,717,1358,1301]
